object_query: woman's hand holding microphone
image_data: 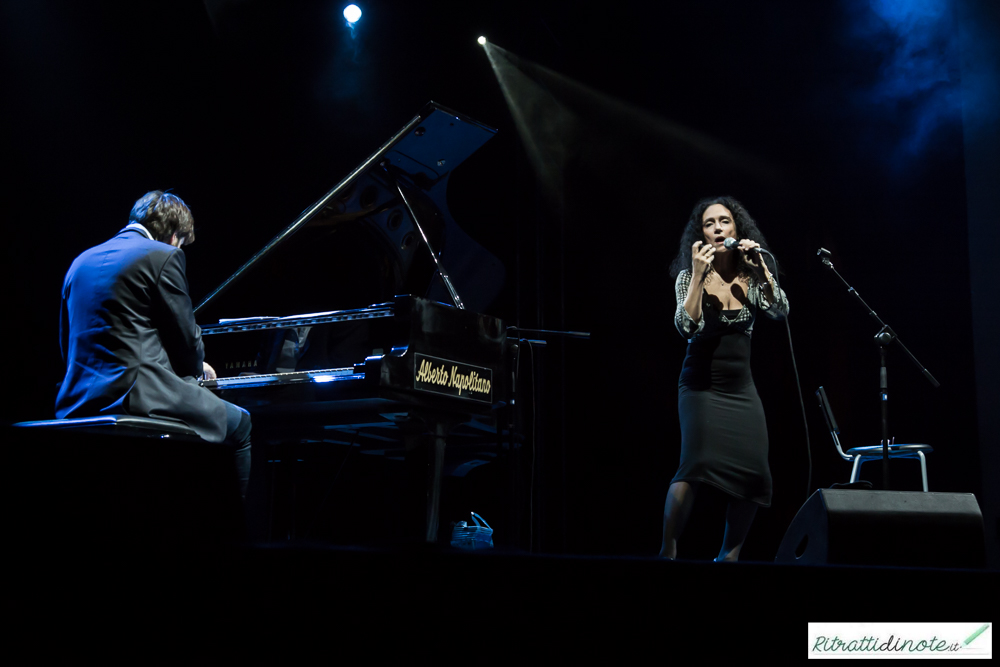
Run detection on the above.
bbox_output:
[691,241,715,280]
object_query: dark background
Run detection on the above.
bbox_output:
[2,0,996,565]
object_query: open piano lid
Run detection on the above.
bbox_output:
[194,102,503,324]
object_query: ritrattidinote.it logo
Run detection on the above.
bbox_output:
[808,623,991,659]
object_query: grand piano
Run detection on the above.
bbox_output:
[194,103,513,543]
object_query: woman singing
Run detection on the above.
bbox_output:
[659,196,788,561]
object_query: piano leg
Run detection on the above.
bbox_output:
[425,422,447,543]
[403,414,463,544]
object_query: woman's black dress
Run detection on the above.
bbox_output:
[670,270,789,507]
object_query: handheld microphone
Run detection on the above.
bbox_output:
[725,237,780,286]
[723,237,774,257]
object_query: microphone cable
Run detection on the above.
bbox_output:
[784,313,813,502]
[761,251,813,503]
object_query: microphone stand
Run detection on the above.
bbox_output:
[817,248,939,490]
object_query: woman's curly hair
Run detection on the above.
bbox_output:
[668,195,775,279]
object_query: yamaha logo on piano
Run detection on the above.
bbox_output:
[224,360,258,370]
[414,353,492,403]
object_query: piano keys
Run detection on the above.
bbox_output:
[200,294,507,426]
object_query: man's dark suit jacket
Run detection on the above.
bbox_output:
[55,227,227,442]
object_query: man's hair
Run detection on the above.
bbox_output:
[128,191,195,244]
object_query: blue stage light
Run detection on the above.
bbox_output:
[343,4,362,24]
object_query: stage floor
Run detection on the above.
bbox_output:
[11,541,996,659]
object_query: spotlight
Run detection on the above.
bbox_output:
[344,4,362,24]
[477,36,487,45]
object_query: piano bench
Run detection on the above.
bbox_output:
[13,415,201,440]
[8,417,245,548]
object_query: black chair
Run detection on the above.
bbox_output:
[816,386,933,491]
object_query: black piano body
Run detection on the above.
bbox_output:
[194,103,512,543]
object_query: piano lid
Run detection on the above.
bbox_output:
[194,102,505,323]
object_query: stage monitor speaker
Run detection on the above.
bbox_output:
[775,490,985,568]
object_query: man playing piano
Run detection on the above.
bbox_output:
[55,190,251,498]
